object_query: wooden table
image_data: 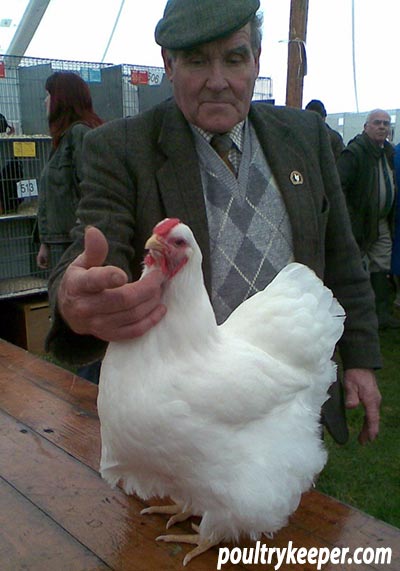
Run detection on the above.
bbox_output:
[0,339,398,570]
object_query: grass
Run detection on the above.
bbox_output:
[317,320,400,529]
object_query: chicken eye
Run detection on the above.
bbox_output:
[174,238,187,247]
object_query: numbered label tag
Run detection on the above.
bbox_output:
[16,179,38,198]
[148,70,164,85]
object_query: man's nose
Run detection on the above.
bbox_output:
[205,62,229,90]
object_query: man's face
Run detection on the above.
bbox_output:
[163,24,260,133]
[364,111,391,146]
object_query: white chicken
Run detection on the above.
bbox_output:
[98,218,345,566]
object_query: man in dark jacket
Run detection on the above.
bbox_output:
[47,0,381,446]
[305,99,345,161]
[337,109,399,329]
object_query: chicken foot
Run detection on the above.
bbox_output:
[140,502,192,529]
[157,523,220,566]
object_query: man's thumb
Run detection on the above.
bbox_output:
[78,226,109,269]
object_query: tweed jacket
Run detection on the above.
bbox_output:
[47,99,380,376]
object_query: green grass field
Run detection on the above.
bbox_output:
[317,324,400,529]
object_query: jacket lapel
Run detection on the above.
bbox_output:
[156,103,212,291]
[249,105,320,266]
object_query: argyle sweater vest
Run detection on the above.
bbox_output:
[193,122,294,324]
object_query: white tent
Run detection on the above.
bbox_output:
[1,0,399,114]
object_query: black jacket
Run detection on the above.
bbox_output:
[337,132,396,254]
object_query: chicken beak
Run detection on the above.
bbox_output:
[145,234,164,253]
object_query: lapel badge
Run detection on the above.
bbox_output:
[290,170,304,185]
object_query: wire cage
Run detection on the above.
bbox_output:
[0,214,48,298]
[0,54,172,134]
[0,54,273,300]
[0,133,51,297]
[0,54,170,299]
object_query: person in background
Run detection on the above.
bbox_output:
[305,99,344,161]
[36,71,103,382]
[46,0,381,445]
[391,141,400,307]
[337,109,399,329]
[36,71,103,270]
[0,113,15,135]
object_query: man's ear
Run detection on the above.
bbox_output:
[162,48,174,81]
[254,47,261,78]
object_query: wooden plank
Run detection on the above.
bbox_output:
[0,340,98,414]
[0,478,112,571]
[0,411,239,570]
[231,495,399,571]
[293,491,400,552]
[284,493,399,570]
[0,344,251,568]
[0,340,398,570]
[0,363,101,469]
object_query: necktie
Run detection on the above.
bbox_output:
[381,152,394,217]
[210,133,236,175]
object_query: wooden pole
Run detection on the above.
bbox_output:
[285,0,309,108]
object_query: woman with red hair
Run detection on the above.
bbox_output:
[37,71,103,270]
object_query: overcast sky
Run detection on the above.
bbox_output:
[2,0,399,114]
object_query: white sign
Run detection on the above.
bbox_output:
[148,70,164,86]
[17,179,38,199]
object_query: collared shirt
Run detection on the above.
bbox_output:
[191,121,245,174]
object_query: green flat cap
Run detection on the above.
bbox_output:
[155,0,260,49]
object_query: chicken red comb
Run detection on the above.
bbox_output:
[153,218,181,237]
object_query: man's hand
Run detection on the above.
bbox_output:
[344,368,381,445]
[57,226,166,341]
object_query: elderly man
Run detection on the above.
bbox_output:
[47,0,381,445]
[337,109,399,329]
